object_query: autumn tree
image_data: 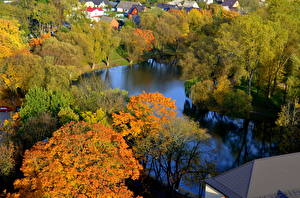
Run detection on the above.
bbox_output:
[140,10,189,54]
[10,122,142,197]
[119,27,150,65]
[29,33,51,48]
[113,93,211,194]
[112,92,177,139]
[0,19,27,59]
[0,52,45,93]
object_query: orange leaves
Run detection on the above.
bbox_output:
[29,33,51,47]
[134,29,155,50]
[113,92,177,138]
[222,9,240,19]
[12,122,142,198]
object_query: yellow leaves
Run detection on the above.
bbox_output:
[187,9,213,29]
[81,108,108,126]
[0,19,27,59]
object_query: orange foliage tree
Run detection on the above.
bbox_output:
[134,29,155,50]
[112,92,177,139]
[29,33,51,47]
[10,122,142,198]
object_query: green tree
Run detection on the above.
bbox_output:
[57,107,79,125]
[57,22,120,68]
[31,2,59,35]
[20,87,73,121]
[217,14,277,95]
[72,76,128,113]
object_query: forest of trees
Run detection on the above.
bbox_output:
[0,0,299,197]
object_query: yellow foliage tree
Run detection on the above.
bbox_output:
[0,19,26,59]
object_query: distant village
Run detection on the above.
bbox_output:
[79,0,242,29]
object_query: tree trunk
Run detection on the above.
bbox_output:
[248,71,254,96]
[91,63,96,69]
[129,60,133,65]
[105,56,110,67]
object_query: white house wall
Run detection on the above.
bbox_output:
[192,2,199,8]
[87,10,104,18]
[233,1,240,8]
[205,185,225,198]
[205,0,213,4]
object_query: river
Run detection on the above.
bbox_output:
[84,61,277,196]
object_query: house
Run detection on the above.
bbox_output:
[200,0,214,4]
[80,0,110,8]
[184,7,201,12]
[128,5,146,16]
[157,3,178,11]
[109,1,118,8]
[116,1,142,13]
[167,0,183,7]
[182,1,199,8]
[221,0,240,11]
[86,7,104,21]
[205,152,300,198]
[100,16,119,29]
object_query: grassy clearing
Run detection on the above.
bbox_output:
[109,50,129,66]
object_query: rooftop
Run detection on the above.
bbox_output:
[206,152,300,198]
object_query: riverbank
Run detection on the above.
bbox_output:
[68,50,130,81]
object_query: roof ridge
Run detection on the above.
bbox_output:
[245,160,255,198]
[253,152,300,163]
[209,160,254,181]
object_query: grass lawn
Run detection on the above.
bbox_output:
[62,50,128,81]
[109,50,129,66]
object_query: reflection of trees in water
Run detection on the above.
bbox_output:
[118,61,180,92]
[103,68,111,87]
[185,106,277,170]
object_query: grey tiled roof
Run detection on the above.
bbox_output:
[116,1,141,10]
[222,0,238,8]
[80,0,109,5]
[206,152,300,198]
